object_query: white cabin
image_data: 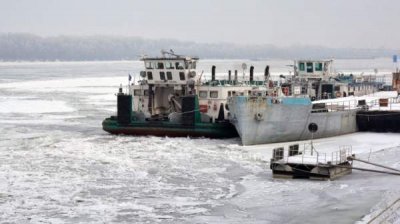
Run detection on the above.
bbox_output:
[142,56,197,86]
[295,60,333,81]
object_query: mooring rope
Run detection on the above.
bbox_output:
[367,198,400,224]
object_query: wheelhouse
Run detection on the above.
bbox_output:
[141,56,198,85]
[295,60,333,81]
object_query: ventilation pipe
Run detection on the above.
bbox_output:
[228,70,231,81]
[264,65,270,81]
[211,65,216,81]
[234,70,238,84]
[250,66,254,82]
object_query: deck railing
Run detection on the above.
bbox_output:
[273,143,353,165]
[312,96,400,112]
[364,97,400,111]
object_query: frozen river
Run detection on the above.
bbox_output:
[0,60,399,223]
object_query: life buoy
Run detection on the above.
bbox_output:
[282,87,289,96]
[199,104,208,113]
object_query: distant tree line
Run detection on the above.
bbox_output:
[0,33,396,61]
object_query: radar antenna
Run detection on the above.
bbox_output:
[161,49,181,58]
[139,54,148,59]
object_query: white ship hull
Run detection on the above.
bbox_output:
[228,96,358,145]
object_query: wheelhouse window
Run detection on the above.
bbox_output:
[179,72,185,80]
[145,61,154,69]
[184,61,196,69]
[156,62,164,69]
[306,62,314,73]
[199,91,207,99]
[175,62,184,70]
[165,62,174,69]
[160,72,166,80]
[166,71,173,80]
[315,62,323,71]
[289,144,299,156]
[273,147,284,160]
[299,62,305,71]
[185,61,194,69]
[147,71,153,80]
[210,91,218,98]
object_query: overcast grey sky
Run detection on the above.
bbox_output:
[1,0,399,48]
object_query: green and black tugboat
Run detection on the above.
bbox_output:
[102,50,248,138]
[102,91,238,138]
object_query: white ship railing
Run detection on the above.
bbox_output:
[229,95,400,112]
[313,96,400,112]
[312,100,356,112]
[273,144,353,165]
[364,97,400,111]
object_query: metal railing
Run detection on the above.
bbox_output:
[273,143,353,165]
[312,100,358,112]
[363,96,400,111]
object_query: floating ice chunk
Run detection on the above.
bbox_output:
[0,99,75,113]
[0,77,126,94]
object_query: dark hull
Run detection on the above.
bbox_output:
[102,117,239,139]
[271,162,352,180]
[357,110,400,132]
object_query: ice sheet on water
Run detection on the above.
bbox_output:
[0,99,75,113]
[0,61,400,223]
[0,77,125,94]
[0,133,257,223]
